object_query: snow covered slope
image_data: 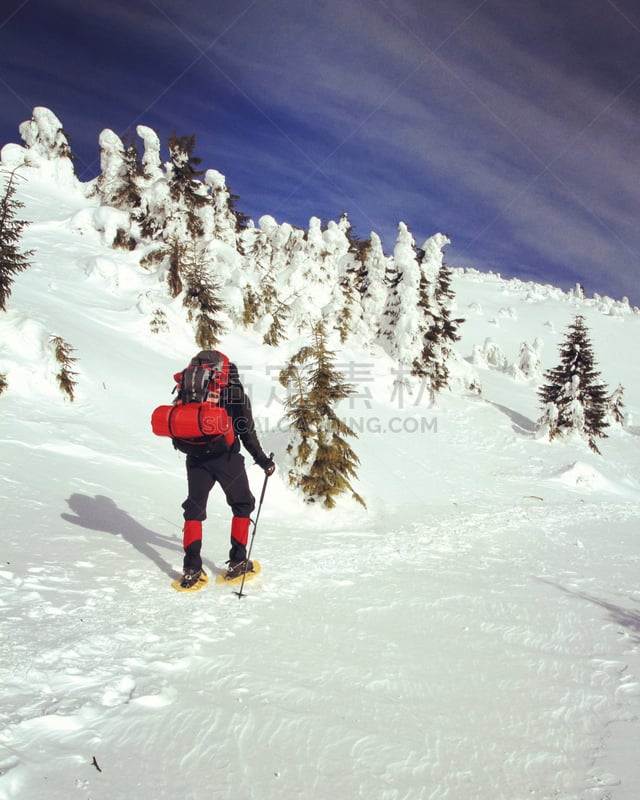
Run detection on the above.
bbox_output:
[1,151,639,800]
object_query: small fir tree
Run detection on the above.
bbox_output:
[50,335,79,401]
[279,321,365,508]
[0,372,7,395]
[149,308,169,335]
[242,286,261,327]
[0,168,34,312]
[263,295,292,346]
[537,315,609,453]
[181,237,226,349]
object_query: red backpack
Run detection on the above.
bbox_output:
[151,351,235,450]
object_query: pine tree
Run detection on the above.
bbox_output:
[326,213,361,342]
[263,295,291,346]
[167,133,209,237]
[181,236,226,348]
[0,168,34,312]
[242,285,261,327]
[411,257,462,399]
[50,335,79,401]
[605,384,625,426]
[166,237,185,298]
[227,185,251,233]
[334,258,359,343]
[359,232,389,342]
[379,222,422,357]
[341,212,372,294]
[241,218,297,344]
[0,372,7,395]
[112,135,143,211]
[95,129,142,214]
[537,315,609,453]
[279,321,365,508]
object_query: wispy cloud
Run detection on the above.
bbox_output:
[1,0,639,301]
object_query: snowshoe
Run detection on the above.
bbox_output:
[215,560,261,586]
[225,560,254,580]
[171,568,208,592]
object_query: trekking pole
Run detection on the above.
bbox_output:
[235,453,274,598]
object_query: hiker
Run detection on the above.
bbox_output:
[162,350,274,586]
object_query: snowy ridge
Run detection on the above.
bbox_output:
[1,115,640,800]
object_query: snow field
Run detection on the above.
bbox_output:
[1,146,640,799]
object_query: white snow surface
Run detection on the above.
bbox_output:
[1,167,640,800]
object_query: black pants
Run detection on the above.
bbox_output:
[182,451,255,522]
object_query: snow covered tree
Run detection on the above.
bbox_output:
[517,339,542,379]
[410,240,462,399]
[379,222,422,358]
[605,384,625,426]
[19,107,74,163]
[94,130,142,216]
[334,256,360,343]
[136,125,163,181]
[166,133,209,238]
[200,170,244,245]
[135,126,165,240]
[227,183,251,234]
[279,321,365,508]
[166,237,185,298]
[0,168,34,312]
[359,231,389,342]
[240,216,301,344]
[379,228,461,401]
[181,236,226,349]
[537,315,609,453]
[50,335,78,401]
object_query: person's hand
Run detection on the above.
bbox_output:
[258,454,275,476]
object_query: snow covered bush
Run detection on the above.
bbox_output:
[605,384,626,427]
[517,339,542,379]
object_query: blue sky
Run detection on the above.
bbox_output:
[1,0,639,303]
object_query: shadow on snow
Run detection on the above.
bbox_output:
[537,578,640,644]
[62,493,183,579]
[484,399,538,434]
